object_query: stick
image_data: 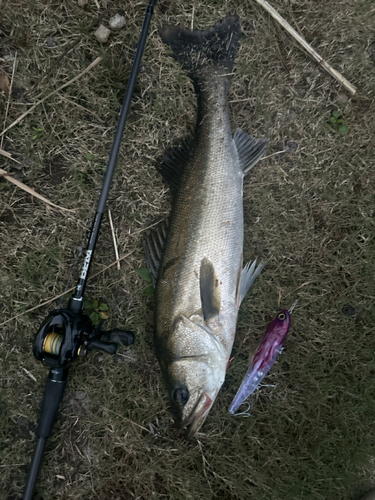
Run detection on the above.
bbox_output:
[253,0,357,95]
[0,148,21,163]
[1,52,17,149]
[56,92,104,122]
[108,208,120,270]
[128,218,167,236]
[0,250,134,327]
[0,56,103,137]
[22,367,37,382]
[0,167,75,212]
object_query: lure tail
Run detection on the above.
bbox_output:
[228,347,282,415]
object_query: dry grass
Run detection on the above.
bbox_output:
[1,0,375,499]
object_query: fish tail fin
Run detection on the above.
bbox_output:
[159,16,240,80]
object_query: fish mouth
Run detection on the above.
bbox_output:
[180,391,215,438]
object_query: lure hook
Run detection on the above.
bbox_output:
[288,300,298,314]
[232,402,251,417]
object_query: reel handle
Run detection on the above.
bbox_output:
[101,328,135,346]
[79,329,135,356]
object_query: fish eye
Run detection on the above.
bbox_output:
[172,386,190,407]
[278,312,286,321]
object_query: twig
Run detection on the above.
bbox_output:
[22,367,37,382]
[56,92,104,122]
[191,5,195,30]
[260,150,287,161]
[108,208,120,270]
[129,218,167,236]
[1,51,17,149]
[0,56,103,137]
[0,167,75,212]
[106,408,150,433]
[253,0,357,95]
[48,39,80,74]
[228,97,255,103]
[0,250,134,327]
[0,148,21,163]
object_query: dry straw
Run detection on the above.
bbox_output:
[0,167,75,212]
[254,0,357,94]
[0,56,103,137]
[108,208,121,270]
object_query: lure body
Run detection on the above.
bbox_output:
[229,309,292,414]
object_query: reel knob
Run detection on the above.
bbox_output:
[108,329,135,346]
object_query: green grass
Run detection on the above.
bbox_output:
[1,0,375,499]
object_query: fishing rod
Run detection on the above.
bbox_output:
[23,1,157,498]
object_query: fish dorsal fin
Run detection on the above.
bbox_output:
[143,219,169,287]
[234,128,268,173]
[200,257,221,321]
[156,138,192,196]
[236,259,265,308]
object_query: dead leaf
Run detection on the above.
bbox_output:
[0,71,10,97]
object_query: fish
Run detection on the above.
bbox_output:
[228,301,297,415]
[143,15,267,437]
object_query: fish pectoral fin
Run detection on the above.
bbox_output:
[156,137,192,197]
[200,257,221,321]
[234,128,268,174]
[236,259,265,308]
[143,219,169,287]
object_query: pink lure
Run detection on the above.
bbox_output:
[229,304,295,414]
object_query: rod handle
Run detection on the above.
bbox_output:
[23,437,46,500]
[23,367,68,499]
[36,368,68,438]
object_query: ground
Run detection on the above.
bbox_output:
[1,0,375,499]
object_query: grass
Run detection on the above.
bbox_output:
[1,0,375,499]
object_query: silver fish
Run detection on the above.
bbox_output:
[144,15,267,437]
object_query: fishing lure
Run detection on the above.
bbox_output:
[228,301,297,415]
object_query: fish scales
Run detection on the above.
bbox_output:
[161,79,241,347]
[145,16,267,436]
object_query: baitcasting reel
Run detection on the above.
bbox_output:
[33,301,134,367]
[23,302,135,500]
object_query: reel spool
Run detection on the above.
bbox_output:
[33,308,88,367]
[43,332,64,356]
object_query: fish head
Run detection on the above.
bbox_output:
[163,314,226,437]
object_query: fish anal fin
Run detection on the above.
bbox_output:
[156,138,192,197]
[234,128,268,173]
[200,257,221,322]
[143,219,169,287]
[236,259,265,308]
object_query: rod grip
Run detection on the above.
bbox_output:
[36,368,68,439]
[23,437,46,500]
[23,368,68,499]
